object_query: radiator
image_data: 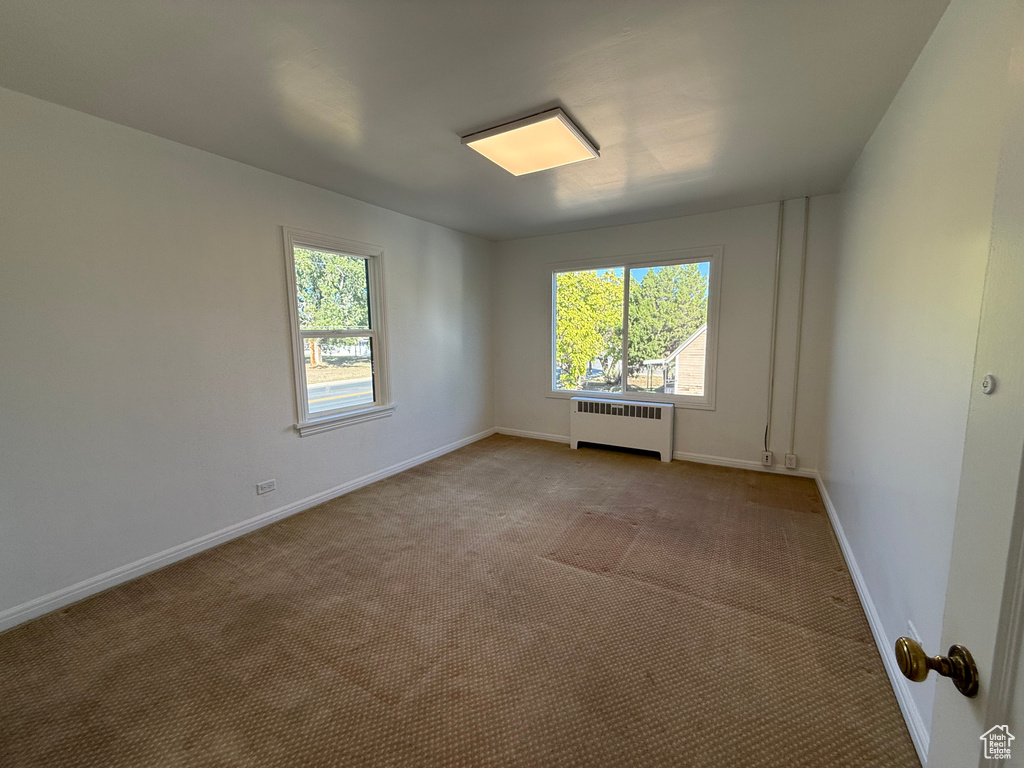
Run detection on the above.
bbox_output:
[569,397,674,462]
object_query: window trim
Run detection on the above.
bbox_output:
[547,246,722,411]
[282,227,393,436]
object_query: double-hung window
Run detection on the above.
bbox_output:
[283,228,392,435]
[550,247,721,409]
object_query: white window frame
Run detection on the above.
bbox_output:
[283,227,394,436]
[548,246,722,410]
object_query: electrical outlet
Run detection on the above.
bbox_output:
[785,453,797,469]
[256,479,276,495]
[761,451,773,467]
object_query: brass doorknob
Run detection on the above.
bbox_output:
[894,637,979,698]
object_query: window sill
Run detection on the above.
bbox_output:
[545,390,715,411]
[295,403,396,436]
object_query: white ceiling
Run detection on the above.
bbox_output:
[0,0,949,240]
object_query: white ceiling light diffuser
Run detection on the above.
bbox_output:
[462,108,599,176]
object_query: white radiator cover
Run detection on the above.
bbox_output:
[569,397,674,462]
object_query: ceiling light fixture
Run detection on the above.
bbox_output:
[462,108,599,176]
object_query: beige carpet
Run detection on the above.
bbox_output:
[0,435,918,767]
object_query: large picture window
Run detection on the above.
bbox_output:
[283,228,392,435]
[551,248,720,409]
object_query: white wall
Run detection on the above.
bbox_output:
[0,86,494,622]
[493,195,839,471]
[819,0,1019,752]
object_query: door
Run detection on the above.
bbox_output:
[922,26,1024,767]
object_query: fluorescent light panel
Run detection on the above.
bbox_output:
[462,108,598,176]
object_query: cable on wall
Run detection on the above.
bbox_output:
[787,197,811,455]
[764,200,784,452]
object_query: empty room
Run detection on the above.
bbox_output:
[3,1,1024,766]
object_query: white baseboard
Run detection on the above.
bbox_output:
[496,430,818,478]
[0,428,497,634]
[673,450,817,478]
[495,427,570,444]
[814,472,930,765]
